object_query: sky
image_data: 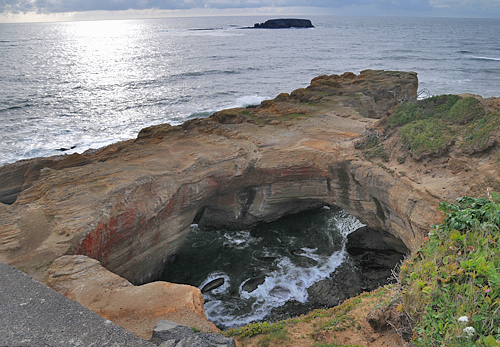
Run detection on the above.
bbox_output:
[1,0,500,23]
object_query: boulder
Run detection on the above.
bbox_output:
[201,277,225,293]
[150,320,236,347]
[47,255,218,340]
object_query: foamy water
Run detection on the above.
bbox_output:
[162,206,363,328]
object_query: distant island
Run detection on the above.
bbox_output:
[252,18,314,29]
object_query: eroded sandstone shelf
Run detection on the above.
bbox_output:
[1,69,498,290]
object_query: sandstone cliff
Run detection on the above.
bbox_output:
[47,255,218,339]
[3,70,498,288]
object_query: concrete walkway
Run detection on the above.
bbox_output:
[0,262,154,347]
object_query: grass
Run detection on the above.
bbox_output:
[363,143,389,162]
[399,118,454,157]
[256,329,290,346]
[398,194,500,346]
[388,95,498,159]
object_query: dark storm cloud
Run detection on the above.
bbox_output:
[0,0,433,14]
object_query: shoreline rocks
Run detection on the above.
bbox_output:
[150,320,236,347]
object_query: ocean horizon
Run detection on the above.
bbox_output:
[1,15,499,166]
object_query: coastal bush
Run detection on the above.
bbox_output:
[445,97,485,125]
[399,194,500,346]
[400,118,454,157]
[389,94,496,158]
[388,94,460,126]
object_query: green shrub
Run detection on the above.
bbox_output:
[389,101,420,125]
[400,118,454,157]
[389,94,494,158]
[363,143,389,162]
[400,194,500,346]
[418,94,461,118]
[445,97,485,125]
[461,111,499,152]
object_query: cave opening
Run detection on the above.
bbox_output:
[159,205,407,329]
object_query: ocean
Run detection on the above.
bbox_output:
[1,15,500,166]
[2,15,500,328]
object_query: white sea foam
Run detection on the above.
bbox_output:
[201,209,364,328]
[233,95,269,108]
[471,56,500,62]
[208,248,346,328]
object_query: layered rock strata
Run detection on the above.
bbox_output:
[1,70,496,290]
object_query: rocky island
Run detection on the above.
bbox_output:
[1,70,500,345]
[253,18,314,29]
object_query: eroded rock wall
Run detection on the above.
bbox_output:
[0,71,453,285]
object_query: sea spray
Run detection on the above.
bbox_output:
[161,206,363,329]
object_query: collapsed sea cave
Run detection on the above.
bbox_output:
[159,205,408,329]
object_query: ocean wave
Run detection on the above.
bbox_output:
[207,248,346,328]
[185,94,268,121]
[202,209,363,329]
[170,69,240,79]
[471,56,500,61]
[233,95,268,108]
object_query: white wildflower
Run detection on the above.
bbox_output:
[463,326,475,337]
[458,316,469,324]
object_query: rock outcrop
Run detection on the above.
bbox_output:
[1,69,498,292]
[253,18,314,29]
[47,255,218,340]
[149,320,236,347]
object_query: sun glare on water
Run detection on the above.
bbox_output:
[59,20,145,87]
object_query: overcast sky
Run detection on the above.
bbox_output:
[1,0,500,22]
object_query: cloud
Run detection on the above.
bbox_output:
[0,0,434,14]
[0,0,498,18]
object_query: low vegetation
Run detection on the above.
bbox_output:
[388,95,498,159]
[224,287,395,346]
[354,133,389,162]
[399,194,500,346]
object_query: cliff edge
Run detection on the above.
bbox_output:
[1,69,499,341]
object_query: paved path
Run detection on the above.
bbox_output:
[0,262,154,347]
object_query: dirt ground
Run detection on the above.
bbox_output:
[232,286,411,347]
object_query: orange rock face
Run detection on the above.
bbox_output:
[1,69,496,289]
[47,255,218,339]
